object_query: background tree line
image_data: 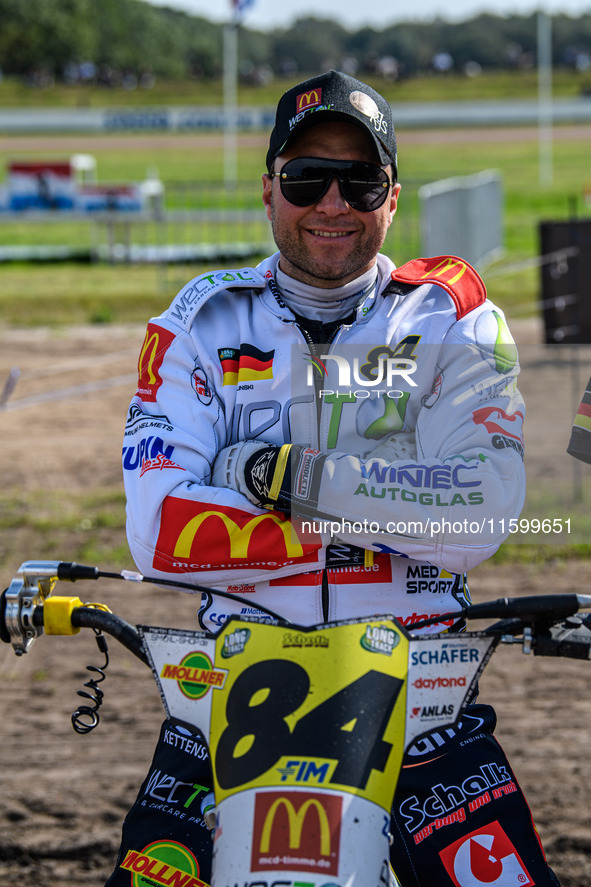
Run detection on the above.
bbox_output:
[0,0,590,88]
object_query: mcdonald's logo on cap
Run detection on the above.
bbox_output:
[136,323,176,402]
[296,89,322,112]
[153,499,322,573]
[251,790,342,874]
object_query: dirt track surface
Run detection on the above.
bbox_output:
[1,320,591,885]
[1,124,590,155]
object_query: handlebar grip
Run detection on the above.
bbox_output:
[71,607,148,665]
[0,589,10,644]
[466,594,581,621]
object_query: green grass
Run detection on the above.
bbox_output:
[0,488,129,571]
[0,127,589,325]
[0,68,590,106]
[0,263,175,325]
[1,72,590,570]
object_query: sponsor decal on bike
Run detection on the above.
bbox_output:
[281,631,329,649]
[218,344,274,386]
[141,768,211,820]
[250,790,342,874]
[221,627,251,658]
[405,711,487,759]
[275,758,332,785]
[135,323,176,402]
[412,675,467,690]
[120,839,206,887]
[410,645,480,666]
[207,618,408,808]
[154,499,321,572]
[398,762,512,836]
[361,623,400,656]
[160,649,227,699]
[398,612,456,629]
[410,703,455,719]
[404,636,495,751]
[439,820,534,886]
[162,725,209,759]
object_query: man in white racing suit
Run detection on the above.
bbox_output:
[110,71,559,886]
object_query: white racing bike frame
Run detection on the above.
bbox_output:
[4,560,591,887]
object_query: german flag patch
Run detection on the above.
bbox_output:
[218,344,274,386]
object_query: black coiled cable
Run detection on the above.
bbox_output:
[71,628,109,734]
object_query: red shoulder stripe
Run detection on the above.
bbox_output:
[390,256,486,320]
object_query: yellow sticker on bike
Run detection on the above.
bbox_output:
[210,616,409,810]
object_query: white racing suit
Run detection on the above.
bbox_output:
[124,252,525,630]
[110,252,559,886]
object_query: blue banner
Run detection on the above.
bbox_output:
[232,0,255,20]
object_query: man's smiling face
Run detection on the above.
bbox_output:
[262,121,401,289]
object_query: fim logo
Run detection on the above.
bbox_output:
[221,627,251,659]
[276,758,333,785]
[251,790,342,875]
[361,623,400,656]
[160,651,227,700]
[120,839,207,887]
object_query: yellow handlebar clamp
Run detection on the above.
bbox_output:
[43,596,83,636]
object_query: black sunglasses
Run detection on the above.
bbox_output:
[269,157,394,213]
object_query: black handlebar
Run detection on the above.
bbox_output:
[3,561,591,663]
[71,608,148,665]
[28,603,148,664]
[464,594,589,622]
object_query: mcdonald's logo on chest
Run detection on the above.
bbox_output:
[153,498,322,573]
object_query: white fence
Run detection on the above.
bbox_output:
[1,99,591,133]
[418,170,503,268]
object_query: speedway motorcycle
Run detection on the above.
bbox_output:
[2,560,591,887]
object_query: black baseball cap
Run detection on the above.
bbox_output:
[266,70,397,179]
